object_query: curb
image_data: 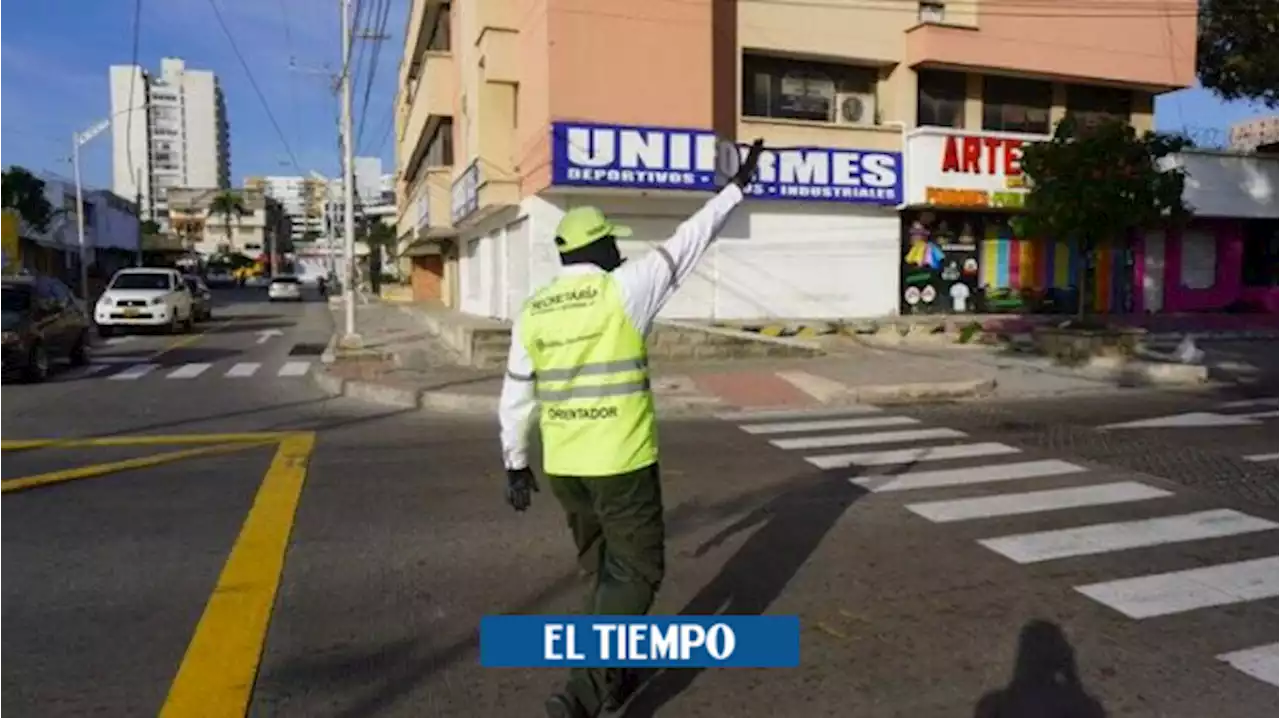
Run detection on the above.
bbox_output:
[840,377,998,404]
[312,366,735,416]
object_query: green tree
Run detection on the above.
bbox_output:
[358,219,398,294]
[208,190,249,249]
[1018,117,1190,319]
[1197,0,1278,107]
[140,219,163,236]
[1,166,54,233]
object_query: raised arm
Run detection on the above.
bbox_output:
[614,139,765,331]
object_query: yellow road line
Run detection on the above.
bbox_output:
[159,432,316,718]
[1,433,291,452]
[145,318,235,362]
[1,441,274,494]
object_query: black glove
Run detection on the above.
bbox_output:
[505,467,539,512]
[731,139,766,188]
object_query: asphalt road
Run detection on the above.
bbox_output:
[3,293,1277,718]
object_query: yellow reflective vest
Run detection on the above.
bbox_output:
[519,272,658,477]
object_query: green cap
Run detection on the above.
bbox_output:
[554,206,632,254]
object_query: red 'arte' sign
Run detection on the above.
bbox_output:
[940,135,1026,177]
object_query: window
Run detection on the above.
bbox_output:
[917,69,966,129]
[1066,85,1132,128]
[982,76,1051,134]
[3,286,32,318]
[742,54,878,124]
[426,118,454,167]
[918,1,946,22]
[109,272,173,291]
[427,3,451,51]
[1242,219,1279,287]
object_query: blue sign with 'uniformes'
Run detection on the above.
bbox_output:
[551,121,902,205]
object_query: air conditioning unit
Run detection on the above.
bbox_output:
[835,92,876,126]
[919,1,946,23]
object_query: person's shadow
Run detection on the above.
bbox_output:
[973,619,1108,718]
[621,470,870,717]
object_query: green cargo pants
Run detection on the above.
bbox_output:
[547,462,665,716]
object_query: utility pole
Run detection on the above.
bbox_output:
[135,168,144,267]
[339,0,360,346]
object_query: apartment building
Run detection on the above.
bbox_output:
[109,58,231,227]
[165,187,290,260]
[245,174,330,243]
[396,0,1202,320]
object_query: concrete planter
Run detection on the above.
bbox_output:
[1032,325,1147,364]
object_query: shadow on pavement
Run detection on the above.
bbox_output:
[266,472,862,718]
[972,619,1107,718]
[620,469,871,717]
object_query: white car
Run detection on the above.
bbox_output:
[267,276,303,301]
[94,268,194,336]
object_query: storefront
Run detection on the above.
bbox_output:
[899,126,1130,315]
[1140,149,1278,314]
[456,121,905,321]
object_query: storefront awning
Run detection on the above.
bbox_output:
[1164,150,1278,219]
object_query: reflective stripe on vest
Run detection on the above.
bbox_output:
[519,273,658,477]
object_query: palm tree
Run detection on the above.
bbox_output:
[207,190,248,251]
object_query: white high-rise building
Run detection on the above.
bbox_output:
[109,58,230,225]
[245,174,330,243]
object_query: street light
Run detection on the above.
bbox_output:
[72,104,147,305]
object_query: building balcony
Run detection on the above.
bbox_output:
[904,13,1194,90]
[449,159,519,229]
[739,116,905,153]
[400,51,456,153]
[396,166,455,242]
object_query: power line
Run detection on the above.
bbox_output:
[337,0,368,84]
[205,0,304,175]
[277,0,304,145]
[355,0,393,153]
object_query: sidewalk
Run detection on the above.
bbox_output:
[319,299,1194,415]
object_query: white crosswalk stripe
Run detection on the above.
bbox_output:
[78,359,317,381]
[1076,557,1278,619]
[277,361,311,377]
[225,362,262,378]
[722,405,1280,687]
[906,481,1172,523]
[978,509,1278,564]
[807,442,1021,469]
[109,363,158,380]
[771,427,965,451]
[166,363,212,379]
[1218,644,1280,686]
[852,459,1087,493]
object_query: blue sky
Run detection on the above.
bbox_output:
[2,0,408,191]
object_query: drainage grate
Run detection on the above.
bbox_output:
[289,342,327,356]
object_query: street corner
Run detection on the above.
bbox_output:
[0,432,300,494]
[690,370,824,411]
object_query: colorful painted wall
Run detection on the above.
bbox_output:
[1138,219,1279,314]
[977,223,1135,314]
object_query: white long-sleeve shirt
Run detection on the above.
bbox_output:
[498,183,746,470]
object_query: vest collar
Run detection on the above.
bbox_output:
[559,263,606,277]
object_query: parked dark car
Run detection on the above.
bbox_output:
[183,275,214,321]
[2,275,92,382]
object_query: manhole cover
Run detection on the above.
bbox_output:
[289,343,327,356]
